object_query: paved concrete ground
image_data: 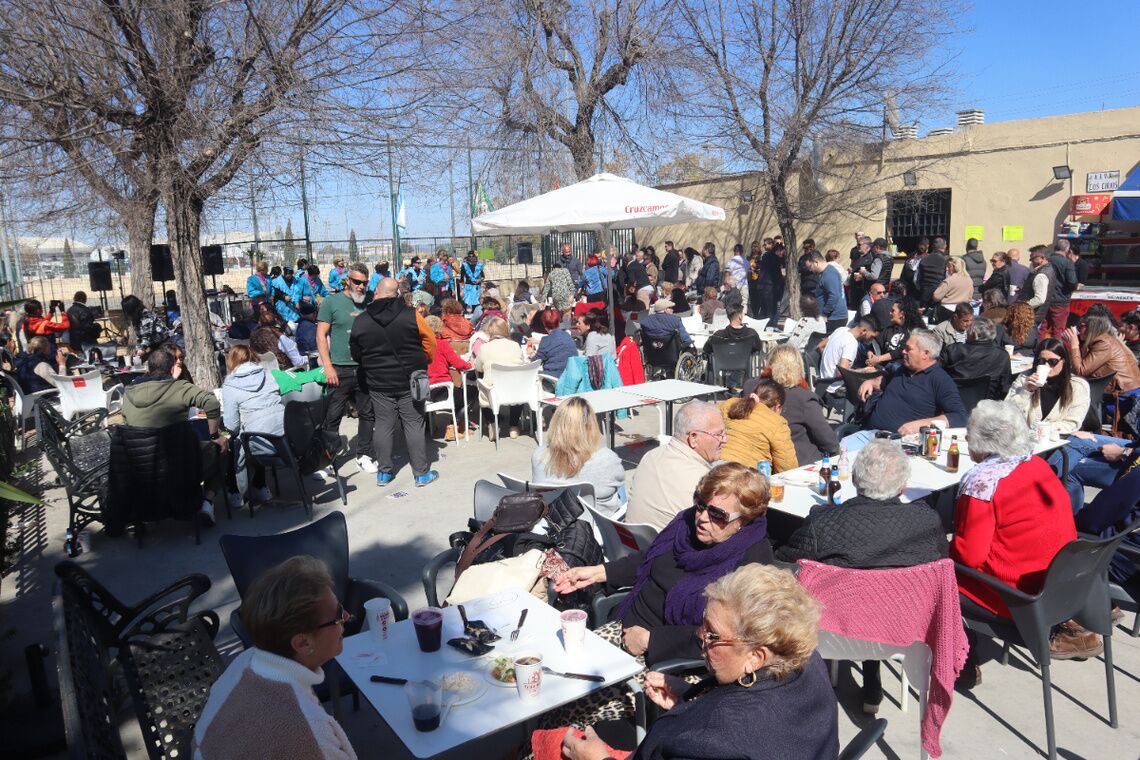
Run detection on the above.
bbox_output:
[2,405,1138,759]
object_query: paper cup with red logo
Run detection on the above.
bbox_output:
[560,610,587,655]
[512,652,543,702]
[364,597,392,642]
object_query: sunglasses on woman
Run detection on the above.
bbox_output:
[694,499,742,523]
[1038,357,1062,368]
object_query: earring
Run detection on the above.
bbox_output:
[737,670,757,688]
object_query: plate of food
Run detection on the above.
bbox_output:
[440,671,486,706]
[485,655,517,687]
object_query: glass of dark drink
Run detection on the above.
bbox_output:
[412,607,444,652]
[405,679,442,732]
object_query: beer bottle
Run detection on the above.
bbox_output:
[947,436,960,473]
[828,465,842,505]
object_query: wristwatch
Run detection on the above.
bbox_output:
[209,432,222,441]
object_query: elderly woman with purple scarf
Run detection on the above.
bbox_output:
[555,462,773,666]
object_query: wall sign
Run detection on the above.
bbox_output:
[1087,171,1120,193]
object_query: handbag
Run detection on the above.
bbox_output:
[367,309,431,401]
[454,493,549,577]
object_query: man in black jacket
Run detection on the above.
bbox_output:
[349,278,439,487]
[917,237,949,308]
[940,317,1014,401]
[66,291,102,351]
[777,439,947,712]
[1042,239,1079,340]
[660,240,681,284]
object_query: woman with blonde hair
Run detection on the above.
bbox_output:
[531,396,626,514]
[221,344,284,508]
[766,344,839,464]
[559,564,837,760]
[474,316,526,439]
[933,257,974,306]
[194,556,359,758]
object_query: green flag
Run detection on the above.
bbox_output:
[472,180,496,217]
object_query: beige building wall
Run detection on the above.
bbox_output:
[639,106,1140,276]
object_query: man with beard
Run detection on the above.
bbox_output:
[317,262,378,474]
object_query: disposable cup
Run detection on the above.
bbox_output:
[364,597,392,642]
[560,610,587,654]
[512,652,543,702]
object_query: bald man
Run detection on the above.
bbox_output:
[1006,247,1030,293]
[350,277,439,487]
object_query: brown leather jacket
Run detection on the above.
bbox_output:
[1069,334,1140,394]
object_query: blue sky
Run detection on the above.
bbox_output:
[218,1,1140,244]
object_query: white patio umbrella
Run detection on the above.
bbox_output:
[472,173,726,334]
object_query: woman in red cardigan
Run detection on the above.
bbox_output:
[424,315,472,441]
[951,400,1096,686]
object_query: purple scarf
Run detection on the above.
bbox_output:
[617,507,769,626]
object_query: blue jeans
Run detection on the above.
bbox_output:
[1047,434,1130,513]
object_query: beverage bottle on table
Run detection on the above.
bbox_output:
[925,430,938,460]
[756,460,771,479]
[838,444,850,480]
[818,456,830,495]
[827,465,842,505]
[947,436,960,473]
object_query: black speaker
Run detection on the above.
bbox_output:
[517,241,533,264]
[149,244,174,282]
[87,261,112,292]
[202,244,224,276]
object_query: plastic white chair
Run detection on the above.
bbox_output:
[584,502,658,561]
[49,370,122,422]
[476,361,543,450]
[710,309,729,330]
[1,371,58,450]
[425,381,460,443]
[255,351,280,372]
[817,632,932,760]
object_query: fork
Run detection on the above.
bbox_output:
[510,608,528,641]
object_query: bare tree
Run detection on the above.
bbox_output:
[1,0,427,387]
[434,0,675,184]
[677,0,957,313]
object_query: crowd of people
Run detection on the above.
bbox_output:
[5,232,1140,760]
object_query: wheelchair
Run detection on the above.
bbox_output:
[641,331,704,381]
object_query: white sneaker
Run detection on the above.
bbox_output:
[199,500,216,527]
[356,455,378,474]
[310,466,334,483]
[254,486,272,503]
[226,491,243,510]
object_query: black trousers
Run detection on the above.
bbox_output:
[370,390,430,476]
[323,365,374,459]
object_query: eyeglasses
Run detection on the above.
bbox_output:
[696,623,750,649]
[316,603,354,629]
[694,499,742,523]
[692,429,728,442]
[1039,357,1062,368]
[348,278,368,286]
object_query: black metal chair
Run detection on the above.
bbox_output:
[54,561,221,760]
[423,546,462,608]
[1082,372,1117,432]
[219,511,408,712]
[952,375,991,416]
[954,519,1140,760]
[1107,541,1140,637]
[41,435,110,556]
[705,338,756,391]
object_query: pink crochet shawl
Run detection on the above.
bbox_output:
[796,559,969,758]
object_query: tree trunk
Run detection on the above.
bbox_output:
[163,182,220,389]
[571,128,597,180]
[125,209,156,307]
[770,177,801,319]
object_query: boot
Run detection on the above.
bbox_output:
[1049,620,1104,660]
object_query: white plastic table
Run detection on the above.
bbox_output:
[767,430,1067,520]
[541,387,660,448]
[336,591,642,759]
[618,379,726,435]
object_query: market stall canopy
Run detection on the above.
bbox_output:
[471,173,726,235]
[1113,167,1140,221]
[1070,194,1112,216]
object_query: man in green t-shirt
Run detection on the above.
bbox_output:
[317,263,377,473]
